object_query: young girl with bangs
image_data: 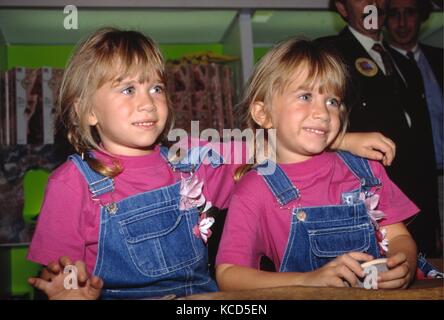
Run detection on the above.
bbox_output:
[27,29,400,299]
[27,27,237,299]
[216,38,420,290]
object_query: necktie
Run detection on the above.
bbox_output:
[406,51,416,61]
[372,43,394,76]
[407,51,420,74]
[406,51,426,93]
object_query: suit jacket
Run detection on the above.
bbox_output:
[318,28,423,182]
[388,46,436,162]
[317,28,440,255]
[420,44,443,90]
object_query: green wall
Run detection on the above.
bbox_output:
[6,44,225,69]
[0,31,6,71]
[7,45,75,69]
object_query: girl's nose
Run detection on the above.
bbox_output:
[138,93,157,112]
[312,102,330,121]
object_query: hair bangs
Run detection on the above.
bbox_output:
[93,31,166,89]
[276,46,347,101]
[302,56,347,100]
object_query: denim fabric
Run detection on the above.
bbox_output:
[159,145,225,173]
[254,152,382,273]
[68,154,114,198]
[336,151,382,190]
[417,254,444,278]
[69,146,221,299]
[280,204,381,272]
[255,161,300,206]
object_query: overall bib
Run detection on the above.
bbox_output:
[255,151,383,273]
[69,146,223,299]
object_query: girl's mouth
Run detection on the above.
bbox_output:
[303,127,327,135]
[132,121,155,127]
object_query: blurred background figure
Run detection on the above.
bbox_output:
[320,0,441,257]
[386,0,443,249]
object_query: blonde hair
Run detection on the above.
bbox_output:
[57,27,174,177]
[235,38,350,181]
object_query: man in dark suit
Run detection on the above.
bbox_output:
[319,0,441,256]
[386,0,443,255]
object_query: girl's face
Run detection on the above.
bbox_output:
[88,74,168,156]
[264,68,342,164]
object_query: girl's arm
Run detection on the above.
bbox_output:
[216,252,373,290]
[332,132,396,166]
[377,223,417,289]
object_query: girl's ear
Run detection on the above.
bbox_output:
[251,101,272,129]
[75,101,97,126]
[87,111,98,126]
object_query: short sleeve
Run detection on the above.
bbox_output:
[27,164,88,266]
[198,140,248,209]
[215,173,265,269]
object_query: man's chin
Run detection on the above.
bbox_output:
[358,25,382,36]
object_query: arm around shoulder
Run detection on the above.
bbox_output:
[333,132,396,166]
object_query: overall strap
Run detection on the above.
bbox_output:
[336,151,381,190]
[69,154,114,198]
[160,145,224,173]
[253,160,300,206]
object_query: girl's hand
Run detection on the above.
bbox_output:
[303,252,373,287]
[334,132,396,166]
[28,256,103,300]
[377,253,412,289]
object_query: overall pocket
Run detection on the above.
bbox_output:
[119,205,204,277]
[308,223,372,270]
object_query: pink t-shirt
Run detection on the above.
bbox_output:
[28,142,244,273]
[216,152,419,271]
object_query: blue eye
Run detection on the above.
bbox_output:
[326,98,341,107]
[150,85,165,94]
[299,93,311,101]
[122,87,135,95]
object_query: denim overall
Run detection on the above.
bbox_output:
[69,146,223,299]
[255,151,382,273]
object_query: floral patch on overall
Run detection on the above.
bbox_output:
[360,192,388,255]
[179,174,215,243]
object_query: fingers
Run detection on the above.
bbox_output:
[90,276,104,290]
[28,277,49,292]
[361,148,384,162]
[59,256,73,268]
[378,261,410,283]
[346,252,374,264]
[46,261,62,274]
[377,254,410,289]
[40,267,57,282]
[58,256,90,284]
[381,135,396,152]
[40,256,77,282]
[326,252,374,287]
[74,260,89,284]
[335,264,360,287]
[373,134,396,166]
[336,252,371,279]
[380,138,395,166]
[377,273,410,289]
[40,261,63,281]
[360,132,396,166]
[386,252,407,269]
[85,276,103,300]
